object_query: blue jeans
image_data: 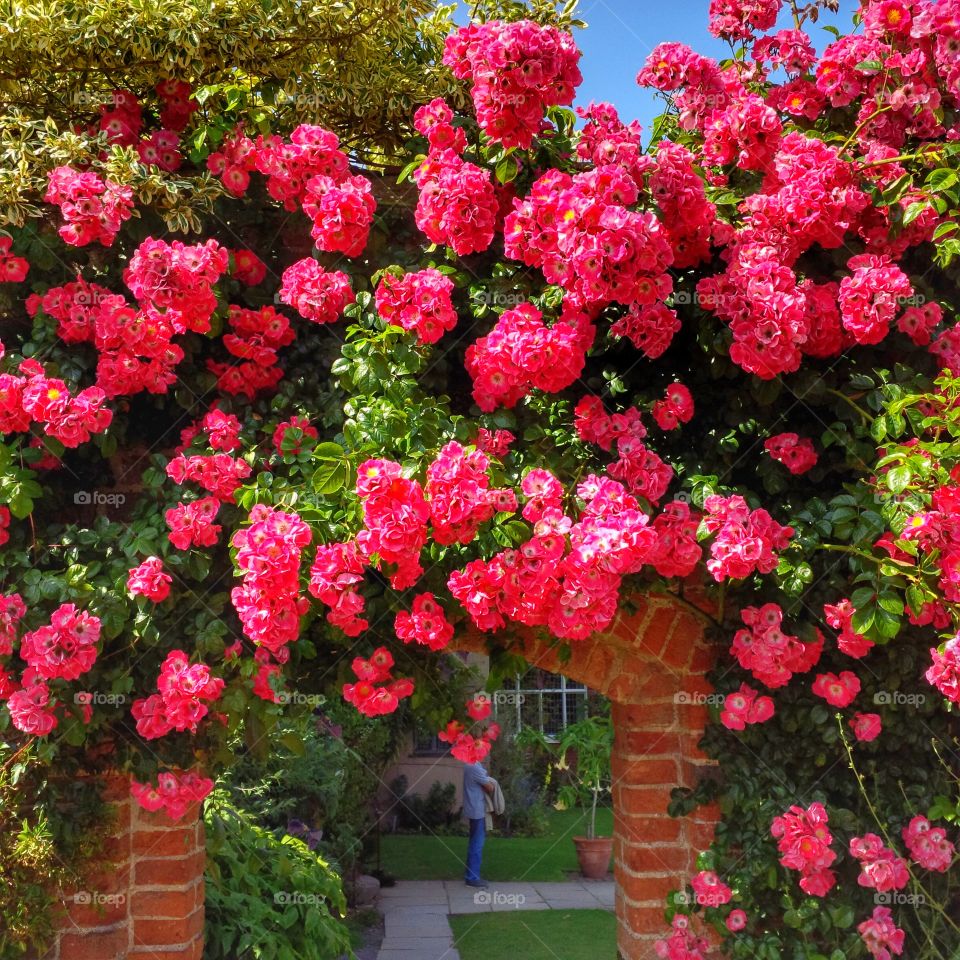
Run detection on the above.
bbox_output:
[465,817,485,882]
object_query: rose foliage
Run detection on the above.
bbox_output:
[1,0,960,956]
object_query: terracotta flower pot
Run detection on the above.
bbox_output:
[573,835,613,879]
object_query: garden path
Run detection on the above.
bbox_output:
[375,878,615,960]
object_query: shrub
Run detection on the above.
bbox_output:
[204,790,350,960]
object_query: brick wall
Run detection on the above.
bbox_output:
[48,775,205,960]
[454,592,720,960]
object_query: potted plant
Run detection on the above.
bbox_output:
[523,715,613,879]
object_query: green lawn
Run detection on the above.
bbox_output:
[449,910,616,960]
[378,808,613,882]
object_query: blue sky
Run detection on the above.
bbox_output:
[568,0,860,131]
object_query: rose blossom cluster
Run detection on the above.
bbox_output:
[343,647,414,717]
[87,299,183,398]
[505,164,674,309]
[0,236,28,283]
[443,20,582,149]
[166,451,252,503]
[690,869,732,907]
[610,302,682,359]
[858,906,905,960]
[850,711,883,742]
[425,441,516,545]
[177,408,242,454]
[849,834,910,892]
[925,634,960,705]
[475,428,514,457]
[131,649,225,739]
[720,683,774,730]
[4,360,113,447]
[206,127,258,196]
[155,79,198,131]
[448,472,658,641]
[708,0,780,41]
[44,165,135,246]
[231,505,311,655]
[574,396,645,452]
[355,459,430,589]
[702,495,793,581]
[302,171,376,258]
[28,278,118,344]
[6,680,58,736]
[130,770,214,820]
[279,258,354,325]
[838,254,913,346]
[902,815,955,872]
[413,148,499,257]
[0,592,25,656]
[651,384,694,432]
[375,269,458,344]
[770,801,837,897]
[124,238,229,335]
[138,129,182,172]
[816,7,959,151]
[654,915,710,960]
[438,719,500,764]
[165,497,221,550]
[209,305,294,397]
[127,557,172,602]
[308,541,368,637]
[465,301,595,411]
[395,593,455,652]
[764,433,818,475]
[823,599,874,658]
[576,102,653,189]
[255,124,350,210]
[649,139,721,269]
[812,670,861,708]
[901,483,960,624]
[731,603,822,688]
[19,603,101,682]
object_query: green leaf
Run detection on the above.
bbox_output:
[885,465,911,494]
[311,459,350,496]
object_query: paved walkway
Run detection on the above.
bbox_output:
[376,879,615,960]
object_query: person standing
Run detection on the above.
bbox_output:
[462,760,495,888]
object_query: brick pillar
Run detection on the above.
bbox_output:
[612,702,720,960]
[49,775,205,960]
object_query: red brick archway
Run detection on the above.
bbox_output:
[454,592,720,960]
[45,593,717,960]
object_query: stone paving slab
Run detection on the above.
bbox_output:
[376,878,615,960]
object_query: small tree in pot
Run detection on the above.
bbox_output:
[523,715,613,879]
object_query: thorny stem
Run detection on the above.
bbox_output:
[825,388,872,423]
[839,719,960,944]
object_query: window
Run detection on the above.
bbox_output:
[493,667,590,739]
[412,721,450,756]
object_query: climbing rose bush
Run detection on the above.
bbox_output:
[1,2,960,956]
